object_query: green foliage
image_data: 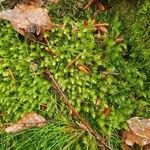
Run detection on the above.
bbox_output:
[0,0,150,149]
[0,119,98,150]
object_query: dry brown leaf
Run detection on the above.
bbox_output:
[94,23,109,27]
[84,20,109,34]
[122,117,150,148]
[123,130,150,147]
[98,26,108,33]
[102,107,111,117]
[127,117,150,139]
[84,0,105,11]
[78,64,90,74]
[115,35,124,44]
[0,2,51,41]
[5,112,47,133]
[20,0,44,7]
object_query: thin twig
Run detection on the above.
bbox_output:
[43,68,112,150]
[66,53,82,68]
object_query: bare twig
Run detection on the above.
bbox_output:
[66,53,82,68]
[43,68,112,150]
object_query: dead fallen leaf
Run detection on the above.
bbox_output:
[5,112,47,133]
[77,64,90,74]
[97,26,108,33]
[0,2,51,41]
[115,35,124,44]
[122,117,150,148]
[84,20,109,34]
[123,130,150,147]
[94,23,109,28]
[93,20,109,34]
[84,0,105,11]
[127,117,150,139]
[20,0,44,7]
[102,107,111,117]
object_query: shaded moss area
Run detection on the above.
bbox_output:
[0,0,150,149]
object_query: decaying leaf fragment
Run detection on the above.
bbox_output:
[102,107,111,117]
[0,1,51,41]
[123,117,150,147]
[84,0,105,11]
[93,20,109,34]
[77,64,90,74]
[20,0,44,7]
[84,20,109,34]
[128,117,150,139]
[5,112,47,133]
[115,35,124,44]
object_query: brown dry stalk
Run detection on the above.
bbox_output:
[66,53,82,68]
[43,68,112,150]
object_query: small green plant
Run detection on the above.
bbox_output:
[0,0,150,149]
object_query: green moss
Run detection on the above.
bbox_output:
[0,0,150,149]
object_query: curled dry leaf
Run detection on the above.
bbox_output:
[0,1,51,41]
[93,20,109,34]
[84,20,109,34]
[94,23,109,27]
[123,117,150,147]
[97,26,108,33]
[102,107,111,117]
[115,35,124,44]
[5,112,47,133]
[84,0,105,11]
[123,130,150,147]
[77,64,90,74]
[127,117,150,139]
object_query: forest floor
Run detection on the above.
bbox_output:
[0,0,150,149]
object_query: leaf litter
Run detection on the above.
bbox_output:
[0,0,51,41]
[123,117,150,147]
[4,112,47,133]
[84,0,105,11]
